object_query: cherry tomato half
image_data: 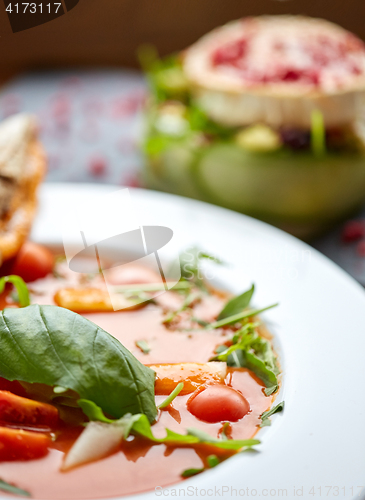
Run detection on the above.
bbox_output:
[11,242,54,283]
[187,384,250,423]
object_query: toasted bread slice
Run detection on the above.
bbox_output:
[0,114,46,265]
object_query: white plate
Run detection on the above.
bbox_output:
[27,183,365,500]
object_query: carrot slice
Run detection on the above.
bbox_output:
[0,390,59,427]
[0,426,51,461]
[151,362,227,395]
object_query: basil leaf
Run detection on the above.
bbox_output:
[0,478,30,497]
[260,401,285,427]
[217,285,254,321]
[0,305,157,422]
[0,276,30,308]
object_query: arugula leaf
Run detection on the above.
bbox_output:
[158,382,184,409]
[0,478,30,497]
[78,399,115,424]
[260,401,285,427]
[79,401,259,451]
[0,276,30,308]
[186,428,259,450]
[230,350,278,395]
[217,285,254,321]
[209,303,278,329]
[0,305,157,422]
[211,323,280,395]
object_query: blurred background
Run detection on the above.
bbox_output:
[1,0,365,284]
[0,0,364,71]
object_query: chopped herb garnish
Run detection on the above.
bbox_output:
[0,479,30,497]
[260,401,285,427]
[181,455,220,478]
[0,275,30,308]
[206,455,220,468]
[217,285,255,321]
[181,468,204,478]
[220,422,231,440]
[163,292,200,324]
[192,317,209,327]
[135,340,151,354]
[158,382,184,409]
[113,282,191,294]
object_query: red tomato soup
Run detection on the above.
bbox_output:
[0,250,279,500]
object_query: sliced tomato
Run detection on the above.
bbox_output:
[11,242,54,283]
[0,391,59,427]
[0,378,26,397]
[187,384,250,423]
[0,426,51,461]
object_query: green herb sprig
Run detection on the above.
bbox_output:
[0,479,30,497]
[0,275,30,308]
[260,401,285,427]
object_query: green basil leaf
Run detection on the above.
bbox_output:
[0,305,157,422]
[217,285,254,321]
[260,401,285,427]
[0,276,30,308]
[0,478,30,497]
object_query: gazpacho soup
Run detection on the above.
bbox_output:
[0,244,283,499]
